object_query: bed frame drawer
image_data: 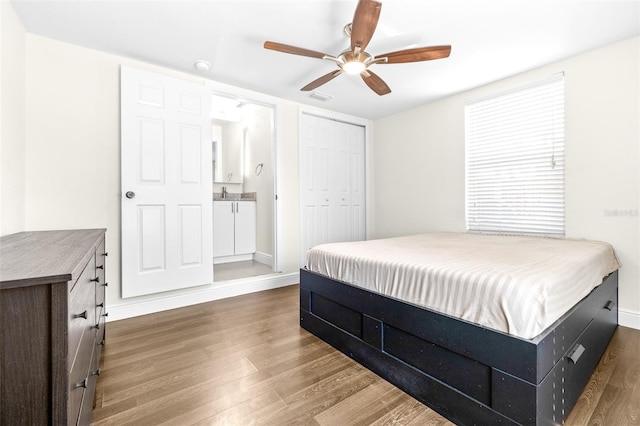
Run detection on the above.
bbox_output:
[492,284,618,424]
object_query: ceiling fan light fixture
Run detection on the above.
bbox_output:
[263,0,451,96]
[343,60,366,75]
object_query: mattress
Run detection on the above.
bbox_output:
[306,232,619,339]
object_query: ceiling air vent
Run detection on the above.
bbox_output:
[309,91,333,102]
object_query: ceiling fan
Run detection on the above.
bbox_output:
[264,0,451,96]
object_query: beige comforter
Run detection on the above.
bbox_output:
[306,232,619,339]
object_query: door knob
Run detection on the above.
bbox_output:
[125,191,135,199]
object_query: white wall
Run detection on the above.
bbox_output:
[374,36,640,328]
[23,33,305,314]
[0,1,26,236]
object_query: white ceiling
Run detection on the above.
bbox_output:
[11,0,640,120]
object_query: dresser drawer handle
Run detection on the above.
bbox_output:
[97,302,104,308]
[99,339,105,346]
[90,277,100,283]
[102,252,108,257]
[102,282,109,287]
[96,265,104,270]
[91,368,101,377]
[103,312,109,318]
[72,310,88,320]
[604,300,616,311]
[567,344,586,364]
[94,323,100,330]
[74,378,88,389]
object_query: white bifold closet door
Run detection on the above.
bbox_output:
[299,113,366,266]
[120,66,213,298]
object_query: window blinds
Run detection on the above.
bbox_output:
[465,73,565,237]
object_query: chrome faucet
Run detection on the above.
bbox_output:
[221,186,227,199]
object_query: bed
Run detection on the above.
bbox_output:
[299,232,619,426]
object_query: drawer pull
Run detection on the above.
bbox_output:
[96,265,104,270]
[91,368,101,377]
[74,378,88,389]
[90,277,100,283]
[97,302,104,308]
[567,344,586,364]
[604,300,616,311]
[72,310,88,320]
[94,323,100,330]
[102,282,109,287]
[102,252,108,257]
[99,339,105,346]
[103,312,109,318]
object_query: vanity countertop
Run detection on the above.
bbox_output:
[213,192,256,201]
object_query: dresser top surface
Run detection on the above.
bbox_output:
[0,229,106,290]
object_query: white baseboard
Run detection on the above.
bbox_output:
[619,308,640,330]
[213,253,253,264]
[107,272,299,322]
[253,251,273,266]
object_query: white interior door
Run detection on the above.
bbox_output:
[121,65,213,298]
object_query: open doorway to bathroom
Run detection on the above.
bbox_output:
[211,92,277,282]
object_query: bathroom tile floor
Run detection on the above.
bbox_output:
[213,260,274,282]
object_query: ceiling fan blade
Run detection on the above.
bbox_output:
[375,45,452,64]
[301,70,344,91]
[360,70,391,96]
[264,41,330,59]
[350,0,382,52]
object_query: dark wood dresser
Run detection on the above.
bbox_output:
[0,229,107,425]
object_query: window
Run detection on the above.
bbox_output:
[465,73,565,237]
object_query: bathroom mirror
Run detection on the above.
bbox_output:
[212,119,243,184]
[212,94,244,184]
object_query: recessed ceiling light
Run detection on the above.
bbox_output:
[194,60,211,72]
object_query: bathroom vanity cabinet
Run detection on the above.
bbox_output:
[213,200,256,261]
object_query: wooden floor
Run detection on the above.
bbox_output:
[93,285,640,426]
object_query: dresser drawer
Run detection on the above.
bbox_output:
[68,257,96,369]
[77,342,100,426]
[96,307,106,347]
[95,240,106,308]
[68,313,96,425]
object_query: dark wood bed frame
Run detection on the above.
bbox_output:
[300,268,618,426]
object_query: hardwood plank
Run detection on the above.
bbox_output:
[93,285,640,426]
